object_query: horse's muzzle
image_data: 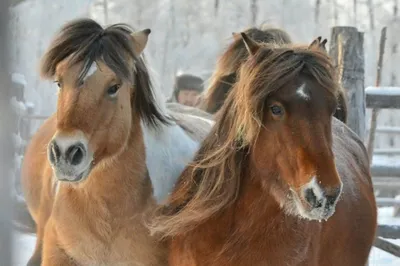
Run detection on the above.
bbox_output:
[48,131,93,183]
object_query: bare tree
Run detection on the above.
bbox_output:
[390,0,398,86]
[250,0,257,26]
[315,0,321,34]
[0,0,14,264]
[367,27,387,162]
[103,0,108,25]
[281,0,286,26]
[332,0,339,25]
[367,0,375,31]
[214,0,219,17]
[315,0,321,24]
[11,0,25,7]
[353,0,357,26]
[161,0,175,83]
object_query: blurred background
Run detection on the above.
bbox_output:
[8,0,400,149]
[9,0,398,115]
[3,0,400,265]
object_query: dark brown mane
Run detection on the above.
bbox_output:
[199,26,292,114]
[151,43,339,237]
[40,18,169,128]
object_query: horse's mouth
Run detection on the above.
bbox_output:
[54,162,93,183]
[58,172,84,182]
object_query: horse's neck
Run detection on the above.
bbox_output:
[141,120,199,203]
[223,166,285,230]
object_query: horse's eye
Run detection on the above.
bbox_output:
[270,105,284,116]
[107,84,121,98]
[54,81,61,88]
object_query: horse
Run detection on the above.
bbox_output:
[20,18,213,266]
[197,25,348,124]
[149,35,377,265]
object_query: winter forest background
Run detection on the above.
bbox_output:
[10,0,399,121]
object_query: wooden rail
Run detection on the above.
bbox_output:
[366,87,400,109]
[376,198,400,207]
[377,225,400,239]
[369,127,400,134]
[374,237,400,258]
[373,149,400,155]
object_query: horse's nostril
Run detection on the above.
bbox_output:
[325,187,341,206]
[305,188,322,208]
[66,144,85,166]
[326,195,337,206]
[48,141,61,164]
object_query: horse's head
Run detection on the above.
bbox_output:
[236,33,342,221]
[41,19,167,183]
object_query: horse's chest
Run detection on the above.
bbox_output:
[183,219,315,266]
[53,205,165,265]
[58,221,163,265]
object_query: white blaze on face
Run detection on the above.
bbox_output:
[296,83,310,101]
[83,62,98,81]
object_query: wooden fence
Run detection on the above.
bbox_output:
[366,86,400,259]
[330,26,400,260]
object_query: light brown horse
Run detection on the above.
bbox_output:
[198,25,348,124]
[150,35,377,265]
[21,18,213,266]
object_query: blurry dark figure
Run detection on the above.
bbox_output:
[167,73,204,107]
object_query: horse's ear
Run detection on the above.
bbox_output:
[308,36,321,49]
[309,36,328,52]
[232,32,241,41]
[320,38,328,51]
[131,28,151,56]
[240,32,260,56]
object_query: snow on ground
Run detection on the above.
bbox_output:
[369,207,400,266]
[11,206,400,265]
[13,232,36,266]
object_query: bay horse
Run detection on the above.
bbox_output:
[21,18,213,266]
[197,25,348,124]
[150,35,377,265]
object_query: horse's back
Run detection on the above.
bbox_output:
[21,114,56,222]
[166,104,214,143]
[166,102,214,120]
[142,104,214,203]
[320,118,377,265]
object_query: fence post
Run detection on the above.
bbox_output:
[329,26,369,266]
[329,26,366,140]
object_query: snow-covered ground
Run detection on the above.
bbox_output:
[11,206,400,265]
[369,207,400,266]
[13,231,36,266]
